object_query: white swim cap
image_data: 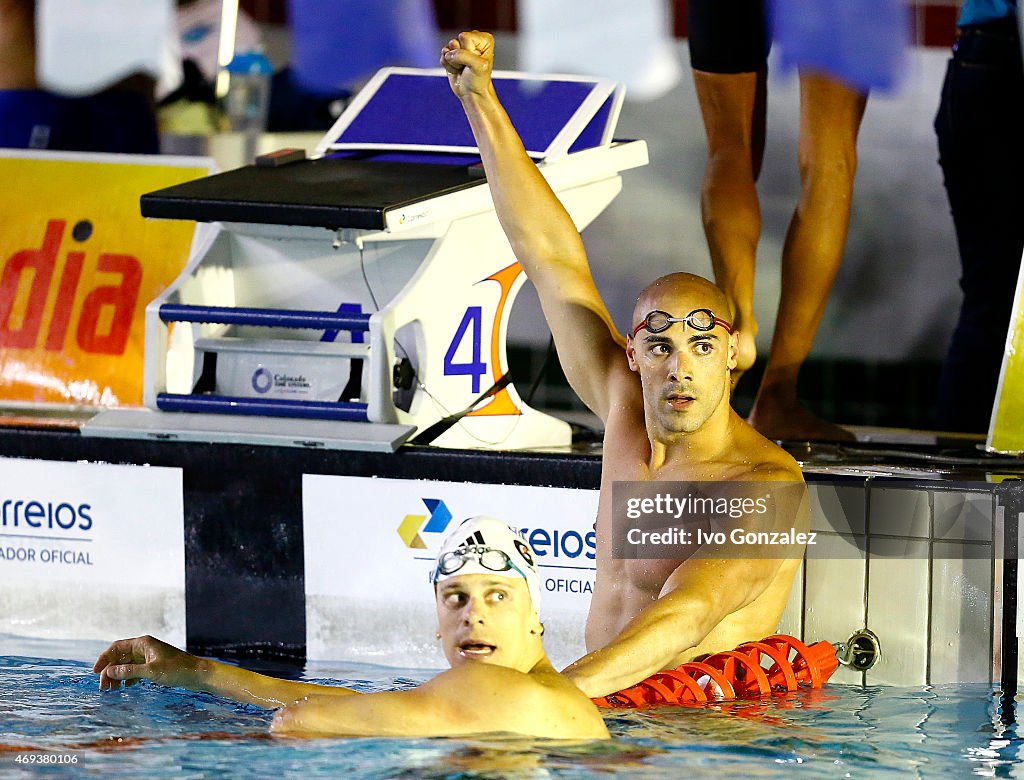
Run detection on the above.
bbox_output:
[432,516,541,612]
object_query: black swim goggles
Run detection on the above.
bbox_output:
[630,308,734,338]
[432,545,528,582]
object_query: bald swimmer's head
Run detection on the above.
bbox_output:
[631,273,733,332]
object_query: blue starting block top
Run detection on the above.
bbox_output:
[318,68,624,160]
[140,68,624,230]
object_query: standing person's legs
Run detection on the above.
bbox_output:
[688,0,771,380]
[747,70,867,441]
[692,70,766,378]
[0,0,37,90]
[934,22,1024,433]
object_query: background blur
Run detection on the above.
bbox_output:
[207,0,966,429]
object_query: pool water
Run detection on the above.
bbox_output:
[2,642,1021,778]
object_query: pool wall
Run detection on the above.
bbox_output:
[778,481,1010,687]
[0,426,1018,690]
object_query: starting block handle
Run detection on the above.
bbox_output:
[159,303,371,332]
[157,393,370,422]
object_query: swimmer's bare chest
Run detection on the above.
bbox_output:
[591,451,686,595]
[583,392,804,653]
[589,418,759,634]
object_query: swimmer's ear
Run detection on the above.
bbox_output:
[727,331,738,371]
[625,336,639,372]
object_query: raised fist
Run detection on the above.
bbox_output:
[441,30,495,98]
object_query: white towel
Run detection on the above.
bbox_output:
[36,0,180,96]
[518,0,681,101]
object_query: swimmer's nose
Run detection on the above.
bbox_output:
[463,597,485,624]
[667,352,692,382]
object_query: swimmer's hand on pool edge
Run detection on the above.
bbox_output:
[93,635,359,709]
[94,635,198,691]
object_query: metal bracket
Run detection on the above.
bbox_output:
[834,628,881,671]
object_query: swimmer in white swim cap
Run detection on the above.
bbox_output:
[431,516,544,669]
[432,515,542,611]
[94,515,607,739]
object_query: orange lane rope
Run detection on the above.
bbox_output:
[591,634,840,708]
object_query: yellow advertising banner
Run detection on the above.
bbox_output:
[0,152,211,407]
[989,254,1024,454]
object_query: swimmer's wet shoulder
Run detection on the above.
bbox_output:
[272,661,609,739]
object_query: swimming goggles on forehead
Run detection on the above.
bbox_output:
[631,308,734,338]
[432,545,529,582]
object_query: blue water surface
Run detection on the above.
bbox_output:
[1,640,1021,778]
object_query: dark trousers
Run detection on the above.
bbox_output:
[934,19,1024,433]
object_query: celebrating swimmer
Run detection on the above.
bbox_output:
[441,31,808,698]
[93,517,608,739]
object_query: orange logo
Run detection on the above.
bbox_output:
[467,262,523,417]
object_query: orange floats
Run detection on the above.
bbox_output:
[591,634,839,709]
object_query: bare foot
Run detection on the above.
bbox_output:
[747,397,855,442]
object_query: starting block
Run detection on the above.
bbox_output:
[84,68,648,451]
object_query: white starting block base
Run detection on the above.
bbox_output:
[83,408,416,452]
[131,68,646,451]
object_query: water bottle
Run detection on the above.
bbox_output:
[221,49,273,162]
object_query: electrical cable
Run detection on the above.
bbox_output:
[357,242,523,447]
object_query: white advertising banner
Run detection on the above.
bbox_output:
[0,457,185,645]
[303,474,599,668]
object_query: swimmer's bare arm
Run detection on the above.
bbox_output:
[272,662,608,739]
[565,556,789,697]
[443,31,629,421]
[564,469,807,698]
[94,635,358,709]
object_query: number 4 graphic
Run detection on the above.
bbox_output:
[443,306,487,393]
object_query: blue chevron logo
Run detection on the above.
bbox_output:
[397,498,453,549]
